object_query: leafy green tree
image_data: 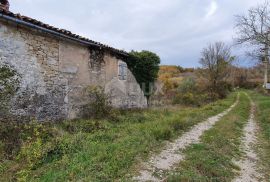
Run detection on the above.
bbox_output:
[126,50,160,102]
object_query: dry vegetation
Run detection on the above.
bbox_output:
[152,63,264,108]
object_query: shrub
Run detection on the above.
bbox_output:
[80,86,113,119]
[0,120,57,160]
[173,78,200,106]
[0,65,20,119]
[177,77,196,93]
[213,81,233,99]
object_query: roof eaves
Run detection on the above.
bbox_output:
[0,9,129,57]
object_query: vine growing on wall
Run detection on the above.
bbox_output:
[89,48,105,71]
[0,65,20,119]
[125,50,160,102]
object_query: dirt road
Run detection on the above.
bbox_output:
[133,95,239,182]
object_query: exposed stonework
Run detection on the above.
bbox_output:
[0,19,147,121]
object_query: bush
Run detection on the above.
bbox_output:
[177,77,196,93]
[0,65,20,119]
[80,86,113,119]
[172,76,221,106]
[173,78,201,106]
[213,81,233,99]
[173,93,195,106]
[0,120,57,160]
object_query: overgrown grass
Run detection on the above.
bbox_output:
[0,93,237,182]
[249,91,270,180]
[167,92,250,182]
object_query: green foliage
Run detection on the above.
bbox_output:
[80,86,113,119]
[152,127,172,141]
[0,93,237,181]
[177,77,196,93]
[60,119,106,134]
[249,91,270,179]
[173,78,196,105]
[0,121,56,160]
[126,50,160,99]
[173,78,212,106]
[168,93,250,181]
[173,93,196,105]
[0,65,19,118]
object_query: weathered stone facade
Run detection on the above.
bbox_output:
[0,18,147,121]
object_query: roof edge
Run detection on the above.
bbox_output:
[0,9,129,57]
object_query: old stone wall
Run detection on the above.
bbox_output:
[0,19,147,121]
[104,56,147,108]
[0,20,68,120]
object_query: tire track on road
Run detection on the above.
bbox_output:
[133,94,239,182]
[233,96,263,182]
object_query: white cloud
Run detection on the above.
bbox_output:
[205,0,218,19]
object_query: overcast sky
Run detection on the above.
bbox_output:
[10,0,265,67]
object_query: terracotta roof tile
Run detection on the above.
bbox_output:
[0,9,128,56]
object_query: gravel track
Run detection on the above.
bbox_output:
[133,95,239,182]
[233,97,263,182]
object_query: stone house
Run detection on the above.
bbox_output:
[0,2,147,121]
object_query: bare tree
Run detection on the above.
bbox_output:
[235,1,270,87]
[199,42,234,98]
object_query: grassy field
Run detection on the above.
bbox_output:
[0,93,237,182]
[249,91,270,180]
[167,92,250,181]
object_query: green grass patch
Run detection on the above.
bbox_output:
[0,93,237,182]
[167,92,250,182]
[249,91,270,180]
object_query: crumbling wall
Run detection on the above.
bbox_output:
[104,55,147,108]
[0,21,68,120]
[58,41,92,119]
[0,20,147,121]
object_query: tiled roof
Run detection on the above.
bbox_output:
[0,9,128,56]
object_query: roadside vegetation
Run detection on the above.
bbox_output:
[0,93,237,181]
[249,91,270,180]
[0,65,20,119]
[167,92,250,181]
[152,42,239,107]
[1,1,270,182]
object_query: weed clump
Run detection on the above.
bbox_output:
[80,86,114,120]
[0,65,20,119]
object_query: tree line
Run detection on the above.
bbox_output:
[128,1,270,104]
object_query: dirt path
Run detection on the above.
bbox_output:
[233,98,263,182]
[133,95,239,182]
